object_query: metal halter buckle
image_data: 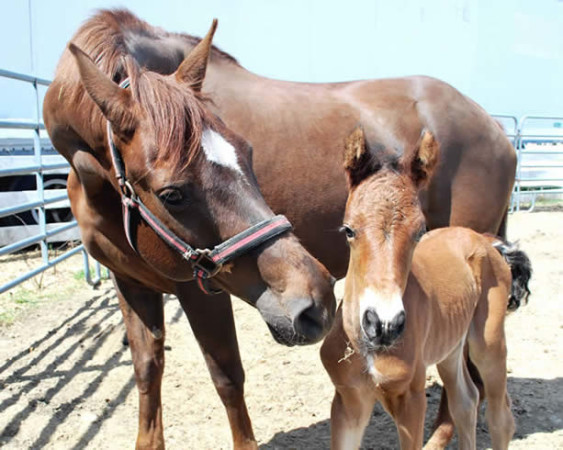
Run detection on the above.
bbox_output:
[119,180,136,198]
[192,251,221,278]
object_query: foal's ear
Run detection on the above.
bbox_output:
[404,130,440,187]
[68,43,136,133]
[343,126,373,188]
[175,19,218,91]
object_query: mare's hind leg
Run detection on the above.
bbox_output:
[113,274,165,450]
[467,285,515,449]
[436,342,479,450]
[177,284,256,450]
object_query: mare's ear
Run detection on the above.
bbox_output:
[68,43,136,134]
[404,129,440,187]
[343,126,375,188]
[175,19,218,91]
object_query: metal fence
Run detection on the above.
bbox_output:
[492,114,563,212]
[0,69,105,295]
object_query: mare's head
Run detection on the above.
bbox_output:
[340,127,439,352]
[68,21,335,345]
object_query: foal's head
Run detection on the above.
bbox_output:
[67,21,335,345]
[341,127,439,352]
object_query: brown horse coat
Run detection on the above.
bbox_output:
[320,128,526,449]
[94,11,515,278]
[43,11,336,449]
[44,9,516,449]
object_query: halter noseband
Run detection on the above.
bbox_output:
[107,80,292,294]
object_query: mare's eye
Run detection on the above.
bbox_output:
[158,187,184,206]
[339,224,356,240]
[414,226,427,242]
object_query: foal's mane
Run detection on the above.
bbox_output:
[55,9,234,169]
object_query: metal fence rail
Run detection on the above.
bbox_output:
[494,114,563,212]
[0,69,105,295]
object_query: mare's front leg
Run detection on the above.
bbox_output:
[177,283,256,450]
[113,274,165,450]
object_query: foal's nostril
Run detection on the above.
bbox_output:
[293,304,324,343]
[391,310,406,337]
[363,309,405,348]
[362,308,382,341]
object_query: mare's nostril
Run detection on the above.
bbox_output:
[293,304,324,343]
[362,308,382,341]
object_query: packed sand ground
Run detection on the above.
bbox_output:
[0,211,562,449]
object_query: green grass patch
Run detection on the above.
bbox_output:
[12,288,39,305]
[0,276,95,327]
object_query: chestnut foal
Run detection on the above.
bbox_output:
[321,128,531,449]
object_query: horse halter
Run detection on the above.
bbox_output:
[106,80,292,294]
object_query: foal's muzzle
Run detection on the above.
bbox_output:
[361,307,406,349]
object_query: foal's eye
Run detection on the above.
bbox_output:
[339,224,356,240]
[158,187,184,206]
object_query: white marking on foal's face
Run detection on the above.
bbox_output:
[358,287,404,324]
[201,129,243,175]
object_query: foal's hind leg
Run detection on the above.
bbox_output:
[436,342,479,450]
[467,286,515,449]
[113,274,165,450]
[177,284,256,450]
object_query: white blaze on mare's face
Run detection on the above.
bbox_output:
[358,287,404,324]
[201,129,243,175]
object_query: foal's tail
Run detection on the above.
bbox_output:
[491,239,533,311]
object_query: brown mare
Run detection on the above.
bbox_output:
[44,9,517,448]
[321,128,532,449]
[43,14,336,450]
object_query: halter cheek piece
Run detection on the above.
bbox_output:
[107,79,292,295]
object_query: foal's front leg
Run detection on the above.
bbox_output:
[320,310,375,450]
[177,283,256,450]
[381,374,427,450]
[113,274,166,450]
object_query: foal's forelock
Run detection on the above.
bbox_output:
[351,171,421,240]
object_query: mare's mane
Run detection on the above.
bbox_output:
[55,9,236,169]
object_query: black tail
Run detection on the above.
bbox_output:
[492,239,532,311]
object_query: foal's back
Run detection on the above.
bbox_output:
[406,227,511,366]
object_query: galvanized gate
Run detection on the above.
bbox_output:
[492,114,563,212]
[0,69,104,294]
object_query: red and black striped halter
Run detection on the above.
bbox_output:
[106,80,292,294]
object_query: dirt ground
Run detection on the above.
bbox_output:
[0,211,562,449]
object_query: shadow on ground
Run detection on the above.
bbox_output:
[261,378,563,449]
